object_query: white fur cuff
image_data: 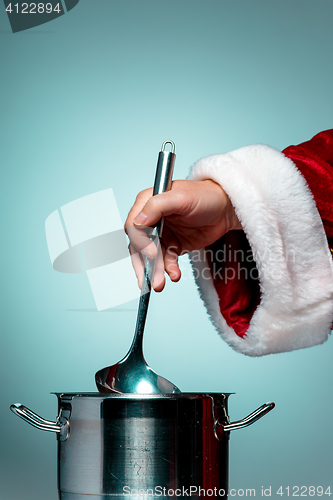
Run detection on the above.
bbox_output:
[188,145,333,356]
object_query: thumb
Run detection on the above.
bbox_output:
[133,191,185,227]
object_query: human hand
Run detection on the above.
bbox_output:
[124,179,241,292]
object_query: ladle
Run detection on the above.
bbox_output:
[95,141,180,394]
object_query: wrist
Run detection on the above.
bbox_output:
[205,179,242,232]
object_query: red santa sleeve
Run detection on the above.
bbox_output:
[188,129,333,356]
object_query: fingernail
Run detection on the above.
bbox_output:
[142,248,154,259]
[134,212,148,225]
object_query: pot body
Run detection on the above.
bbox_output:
[56,393,230,499]
[11,394,274,499]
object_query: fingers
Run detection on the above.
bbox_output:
[164,245,181,282]
[129,241,166,292]
[152,242,166,292]
[126,225,158,259]
[160,226,181,283]
[125,185,186,262]
[129,240,180,292]
[125,183,187,291]
[128,243,144,288]
[126,188,153,223]
[125,188,156,257]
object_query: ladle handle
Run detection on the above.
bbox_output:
[131,141,176,355]
[143,140,176,286]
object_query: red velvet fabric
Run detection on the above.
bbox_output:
[283,129,333,248]
[207,231,260,338]
[209,129,333,339]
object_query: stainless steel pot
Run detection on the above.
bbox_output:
[11,393,274,499]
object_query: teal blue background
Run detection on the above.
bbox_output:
[1,0,333,498]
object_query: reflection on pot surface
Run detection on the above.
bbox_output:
[11,393,274,499]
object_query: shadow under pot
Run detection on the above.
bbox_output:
[11,392,274,499]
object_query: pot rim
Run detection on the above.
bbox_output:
[52,392,234,400]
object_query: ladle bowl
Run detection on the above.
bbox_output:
[95,141,180,394]
[95,355,180,394]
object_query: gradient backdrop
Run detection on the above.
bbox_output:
[1,1,333,499]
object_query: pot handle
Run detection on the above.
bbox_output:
[10,403,61,433]
[215,402,275,439]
